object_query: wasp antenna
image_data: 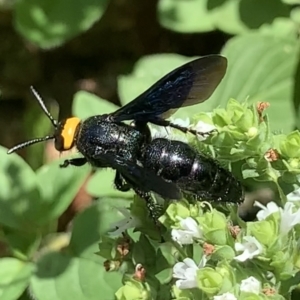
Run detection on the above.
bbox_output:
[30,86,58,128]
[7,135,54,154]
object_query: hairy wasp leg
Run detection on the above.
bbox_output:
[114,171,131,192]
[133,189,163,224]
[150,118,199,135]
[60,157,87,168]
[150,118,217,137]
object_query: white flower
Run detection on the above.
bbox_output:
[171,117,190,127]
[194,121,216,141]
[150,117,190,142]
[150,125,171,138]
[173,256,207,289]
[254,200,300,235]
[254,201,279,221]
[171,216,202,245]
[287,188,300,202]
[213,292,237,300]
[108,207,141,236]
[240,276,261,294]
[279,202,300,235]
[234,236,263,262]
[194,120,216,133]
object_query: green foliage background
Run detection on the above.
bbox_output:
[0,0,300,299]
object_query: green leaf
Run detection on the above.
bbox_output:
[30,252,122,300]
[207,33,299,133]
[14,0,109,49]
[157,0,291,35]
[87,169,134,199]
[132,235,156,268]
[0,146,89,230]
[282,0,300,4]
[155,268,173,285]
[3,227,41,259]
[291,7,300,25]
[157,0,215,33]
[0,146,41,231]
[72,91,118,119]
[35,157,90,225]
[156,243,176,268]
[69,198,132,256]
[212,0,291,35]
[0,258,33,300]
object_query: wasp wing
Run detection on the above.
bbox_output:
[112,55,227,122]
[99,153,182,200]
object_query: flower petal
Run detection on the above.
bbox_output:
[171,229,194,245]
[180,217,202,238]
[287,188,300,202]
[173,262,187,279]
[182,258,198,270]
[214,292,237,300]
[175,278,198,289]
[240,276,261,294]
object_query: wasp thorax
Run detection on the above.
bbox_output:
[54,117,81,151]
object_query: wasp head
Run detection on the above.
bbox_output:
[7,87,81,154]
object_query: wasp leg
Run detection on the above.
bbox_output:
[149,118,197,135]
[60,157,87,168]
[133,188,163,224]
[150,118,216,137]
[114,172,131,192]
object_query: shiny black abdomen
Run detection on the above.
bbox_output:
[142,138,243,203]
[76,115,145,168]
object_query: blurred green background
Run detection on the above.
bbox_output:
[1,1,300,299]
[1,0,300,170]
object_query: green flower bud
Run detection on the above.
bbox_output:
[164,201,190,223]
[212,108,232,127]
[202,210,227,230]
[270,251,295,280]
[288,158,300,170]
[280,131,300,158]
[204,229,227,246]
[247,220,277,246]
[115,281,151,300]
[226,98,244,114]
[211,131,236,147]
[214,264,235,292]
[247,127,258,138]
[200,210,228,245]
[226,129,247,141]
[197,267,223,296]
[212,245,236,260]
[234,110,255,132]
[171,285,193,299]
[189,203,203,218]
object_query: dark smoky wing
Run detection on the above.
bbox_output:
[100,153,182,199]
[111,55,227,122]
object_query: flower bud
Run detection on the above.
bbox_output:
[280,131,300,158]
[197,267,223,295]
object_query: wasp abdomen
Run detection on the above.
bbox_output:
[142,138,243,204]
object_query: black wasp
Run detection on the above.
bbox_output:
[8,55,244,222]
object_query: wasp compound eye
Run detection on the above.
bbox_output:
[54,117,81,151]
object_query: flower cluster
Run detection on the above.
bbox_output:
[96,100,300,300]
[108,197,300,299]
[167,199,300,299]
